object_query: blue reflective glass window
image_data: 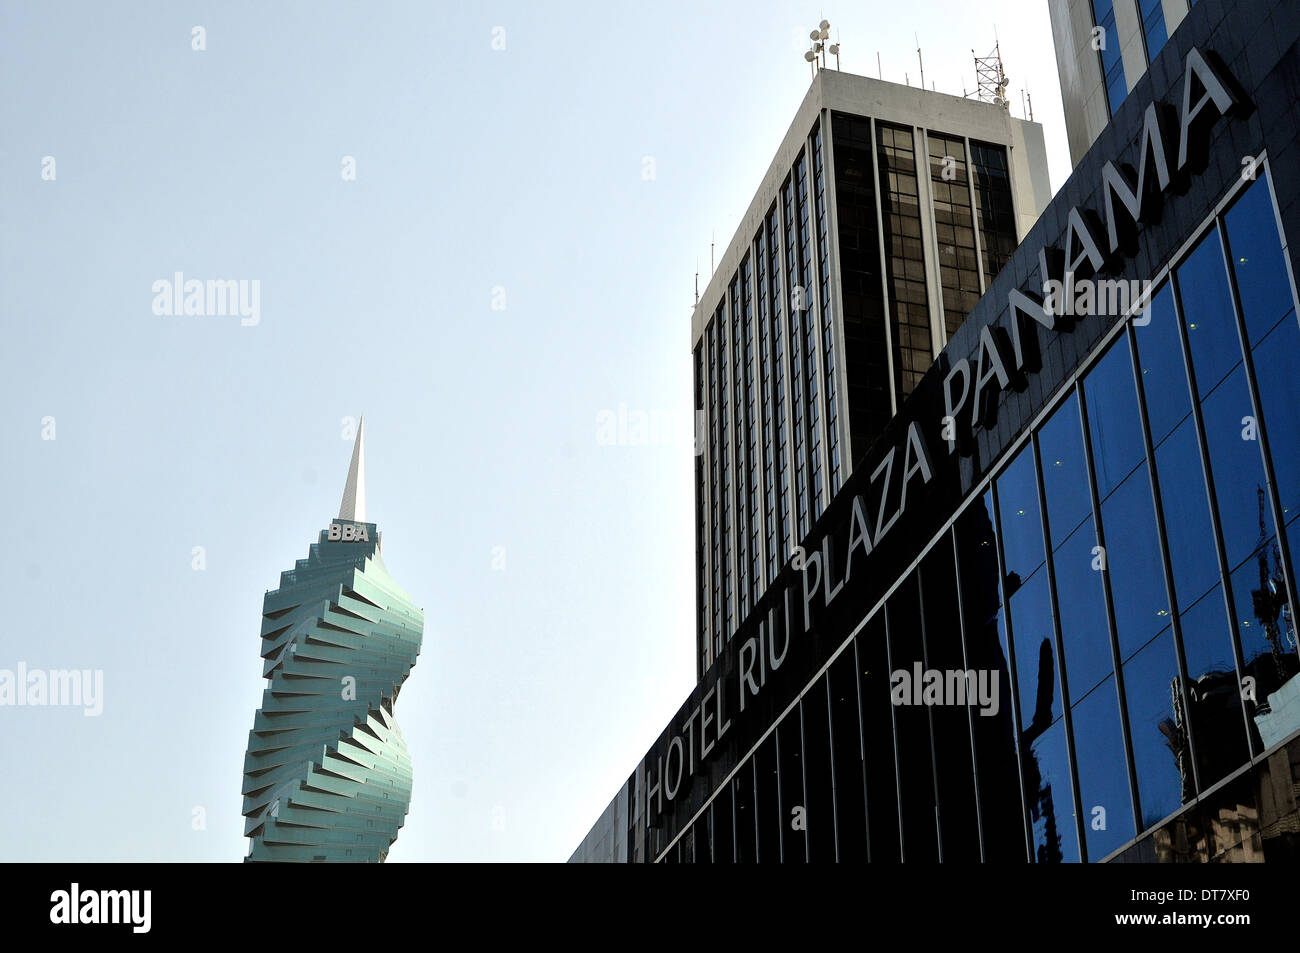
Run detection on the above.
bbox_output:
[1178,586,1251,789]
[1091,0,1126,115]
[1133,283,1191,446]
[1038,393,1092,548]
[1179,588,1240,692]
[1071,677,1134,859]
[1228,545,1300,750]
[1154,416,1220,608]
[1122,630,1189,828]
[1085,339,1146,498]
[1010,568,1059,728]
[1177,227,1242,398]
[998,446,1046,587]
[957,493,1029,860]
[1102,463,1171,659]
[967,610,1026,860]
[1024,720,1080,862]
[1292,517,1300,593]
[958,490,1004,625]
[1228,541,1285,671]
[1251,313,1300,525]
[1224,178,1294,347]
[1139,0,1167,62]
[1201,365,1279,571]
[1054,517,1113,701]
[1105,66,1127,117]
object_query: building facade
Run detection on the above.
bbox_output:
[1049,0,1199,165]
[693,71,1052,677]
[242,420,425,862]
[576,0,1300,862]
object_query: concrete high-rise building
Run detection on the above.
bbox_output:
[692,68,1052,676]
[242,419,425,862]
[1048,0,1197,165]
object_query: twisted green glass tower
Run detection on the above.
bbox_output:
[242,419,424,862]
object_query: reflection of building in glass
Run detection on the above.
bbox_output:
[575,1,1300,863]
[1247,512,1300,748]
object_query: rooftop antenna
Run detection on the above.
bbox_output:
[694,262,699,307]
[877,51,882,79]
[804,19,831,76]
[916,34,925,90]
[1027,88,1034,121]
[710,232,715,275]
[829,27,841,71]
[974,40,1010,110]
[338,416,366,524]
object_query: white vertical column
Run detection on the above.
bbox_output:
[869,118,899,418]
[775,201,798,564]
[752,256,763,602]
[913,126,947,362]
[723,289,738,641]
[822,110,853,481]
[964,135,987,303]
[697,339,714,674]
[805,126,831,512]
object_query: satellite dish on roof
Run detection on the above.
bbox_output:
[819,19,830,30]
[804,50,817,62]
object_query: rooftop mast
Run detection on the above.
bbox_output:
[338,416,367,523]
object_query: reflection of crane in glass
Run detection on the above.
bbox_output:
[1252,488,1293,676]
[1246,487,1300,750]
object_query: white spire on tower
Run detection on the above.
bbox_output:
[338,416,366,523]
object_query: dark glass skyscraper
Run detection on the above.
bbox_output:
[692,69,1052,676]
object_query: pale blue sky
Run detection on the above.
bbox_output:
[0,0,1067,861]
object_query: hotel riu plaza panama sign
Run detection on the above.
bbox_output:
[644,45,1250,823]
